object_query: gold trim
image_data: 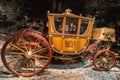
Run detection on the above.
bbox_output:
[75,51,78,53]
[49,34,53,37]
[62,35,64,38]
[51,45,54,47]
[60,51,63,53]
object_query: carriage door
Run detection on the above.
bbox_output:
[62,17,78,52]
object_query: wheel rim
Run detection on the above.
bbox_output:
[1,31,52,77]
[93,50,116,71]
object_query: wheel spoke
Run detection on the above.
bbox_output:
[32,57,46,68]
[10,43,26,53]
[6,51,24,55]
[107,57,113,61]
[17,37,29,52]
[103,62,109,68]
[36,60,44,67]
[34,55,49,59]
[18,36,27,43]
[33,39,41,49]
[103,63,106,68]
[99,62,104,67]
[7,57,23,64]
[26,62,29,73]
[14,58,26,71]
[23,44,29,52]
[105,55,110,58]
[32,48,47,54]
[96,60,102,65]
[30,59,35,72]
[28,35,32,51]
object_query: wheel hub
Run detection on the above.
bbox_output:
[102,58,108,63]
[26,51,33,58]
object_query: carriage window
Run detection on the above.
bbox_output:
[54,17,63,33]
[80,20,89,34]
[65,18,78,34]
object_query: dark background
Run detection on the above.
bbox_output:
[0,0,120,45]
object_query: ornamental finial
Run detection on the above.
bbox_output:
[65,8,72,13]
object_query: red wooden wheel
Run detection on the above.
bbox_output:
[93,49,116,71]
[1,31,52,77]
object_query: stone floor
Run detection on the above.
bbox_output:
[0,62,120,80]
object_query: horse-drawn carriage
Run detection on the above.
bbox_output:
[1,10,120,77]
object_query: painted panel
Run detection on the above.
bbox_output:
[63,38,77,52]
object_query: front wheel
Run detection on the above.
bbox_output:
[1,30,52,77]
[93,49,116,71]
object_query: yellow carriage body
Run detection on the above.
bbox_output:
[47,11,95,55]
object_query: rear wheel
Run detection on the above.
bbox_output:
[1,30,52,77]
[93,49,116,71]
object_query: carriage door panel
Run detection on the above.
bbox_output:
[77,38,89,52]
[62,37,77,52]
